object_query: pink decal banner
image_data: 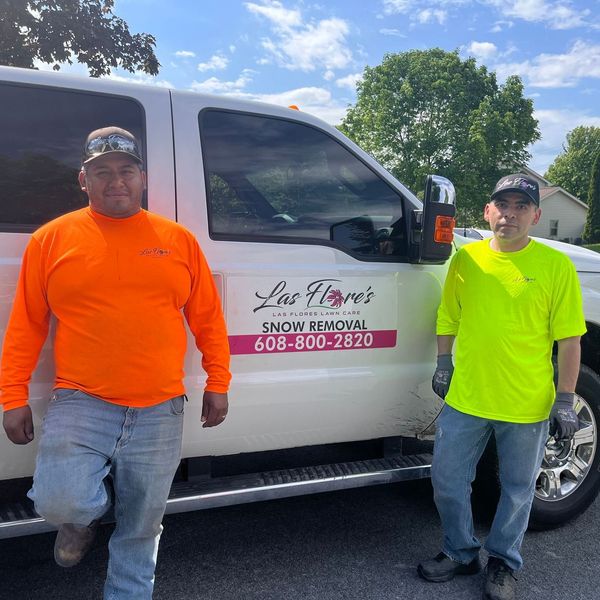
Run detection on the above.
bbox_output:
[229,330,397,355]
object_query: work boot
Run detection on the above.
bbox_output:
[483,556,517,600]
[417,551,481,582]
[54,520,99,568]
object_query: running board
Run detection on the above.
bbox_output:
[0,453,431,539]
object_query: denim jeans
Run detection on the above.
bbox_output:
[28,388,184,600]
[431,404,548,572]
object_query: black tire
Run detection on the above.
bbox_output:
[529,364,600,530]
[471,364,600,530]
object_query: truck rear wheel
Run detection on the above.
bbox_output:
[529,364,600,530]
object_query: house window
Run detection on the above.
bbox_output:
[550,220,559,237]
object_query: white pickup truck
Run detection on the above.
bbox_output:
[1,65,599,538]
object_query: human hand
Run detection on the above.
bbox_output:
[3,405,34,444]
[432,354,454,399]
[550,392,578,441]
[201,391,228,428]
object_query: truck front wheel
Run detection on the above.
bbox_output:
[529,364,600,530]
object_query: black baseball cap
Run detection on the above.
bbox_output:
[491,173,540,206]
[83,126,143,165]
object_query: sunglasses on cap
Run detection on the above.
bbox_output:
[83,134,142,163]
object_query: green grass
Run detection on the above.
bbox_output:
[584,244,600,253]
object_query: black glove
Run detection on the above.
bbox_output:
[432,354,454,399]
[549,392,578,441]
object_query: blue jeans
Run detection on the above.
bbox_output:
[28,389,184,600]
[431,404,548,571]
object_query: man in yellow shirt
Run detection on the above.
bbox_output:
[417,174,585,600]
[1,127,231,599]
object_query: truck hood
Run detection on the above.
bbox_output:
[453,233,600,273]
[537,238,600,273]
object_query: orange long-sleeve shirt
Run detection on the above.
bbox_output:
[0,207,231,411]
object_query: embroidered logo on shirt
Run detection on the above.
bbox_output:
[139,248,171,257]
[514,275,536,283]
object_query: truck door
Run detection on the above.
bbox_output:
[171,95,446,458]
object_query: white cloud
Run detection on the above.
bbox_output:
[190,69,254,94]
[323,70,335,81]
[32,59,89,75]
[253,87,349,124]
[381,0,456,25]
[336,72,363,90]
[229,45,236,53]
[491,20,513,32]
[495,41,600,88]
[255,87,332,107]
[383,0,468,16]
[34,58,172,88]
[467,41,498,60]
[382,0,414,14]
[381,0,594,29]
[484,0,592,29]
[101,73,173,89]
[379,28,407,37]
[529,108,600,174]
[197,54,229,72]
[245,0,302,28]
[417,8,447,24]
[245,0,353,72]
[175,50,196,58]
[189,78,347,125]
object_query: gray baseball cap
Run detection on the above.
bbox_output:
[83,126,143,165]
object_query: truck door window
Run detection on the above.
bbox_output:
[199,109,407,260]
[0,83,144,232]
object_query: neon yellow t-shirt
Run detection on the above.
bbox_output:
[437,239,586,423]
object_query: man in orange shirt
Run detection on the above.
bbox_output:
[1,127,231,599]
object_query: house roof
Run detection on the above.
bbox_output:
[522,165,552,186]
[520,164,588,210]
[538,185,588,210]
[540,186,559,198]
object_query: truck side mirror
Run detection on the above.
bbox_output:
[409,175,456,264]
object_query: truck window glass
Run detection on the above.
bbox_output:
[0,83,145,231]
[199,110,407,260]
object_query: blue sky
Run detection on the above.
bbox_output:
[50,0,600,175]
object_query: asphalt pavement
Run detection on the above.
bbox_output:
[1,479,599,600]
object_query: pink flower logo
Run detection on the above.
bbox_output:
[326,289,344,308]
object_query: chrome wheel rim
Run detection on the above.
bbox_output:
[536,394,597,502]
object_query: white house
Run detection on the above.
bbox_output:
[522,166,588,243]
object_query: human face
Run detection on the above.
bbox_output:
[79,154,146,218]
[484,193,541,252]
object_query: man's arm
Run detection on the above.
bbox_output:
[550,336,581,440]
[3,406,34,444]
[437,335,455,356]
[432,335,456,399]
[183,238,231,427]
[433,248,462,400]
[201,391,228,428]
[1,238,51,443]
[556,336,581,394]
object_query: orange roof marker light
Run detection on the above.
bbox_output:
[434,215,456,243]
[288,104,300,110]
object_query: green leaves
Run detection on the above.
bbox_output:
[339,49,539,224]
[545,126,600,205]
[0,0,159,77]
[583,154,600,243]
